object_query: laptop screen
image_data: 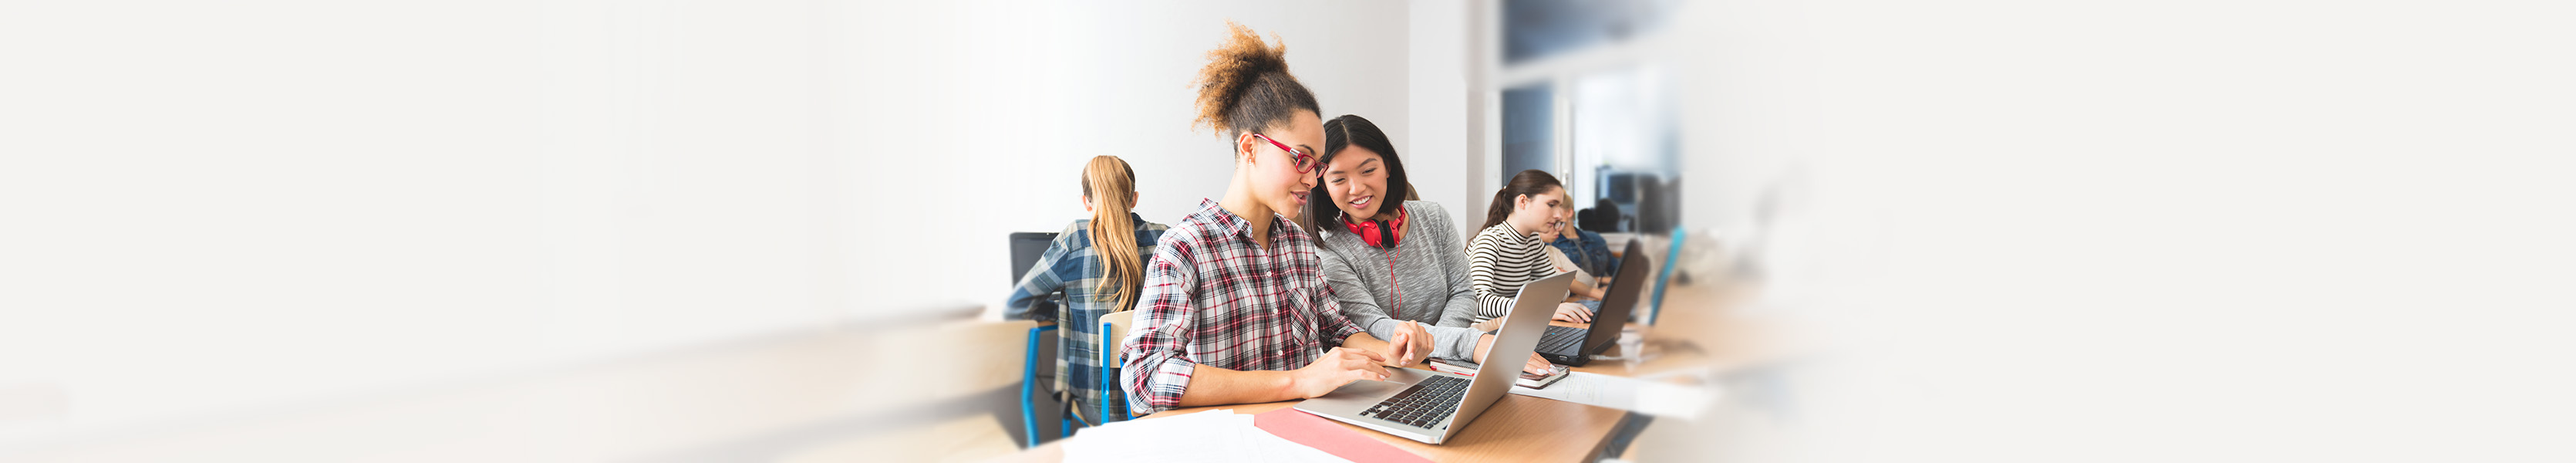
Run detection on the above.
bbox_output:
[1585,239,1653,351]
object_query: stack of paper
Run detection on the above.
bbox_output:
[1061,409,1350,463]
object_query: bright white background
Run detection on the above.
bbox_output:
[833,2,1430,318]
[1661,0,2576,460]
[3,0,2573,461]
[0,0,1452,449]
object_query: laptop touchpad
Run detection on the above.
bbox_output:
[1320,376,1408,400]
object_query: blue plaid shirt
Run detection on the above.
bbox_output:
[1005,213,1168,417]
[1549,228,1618,278]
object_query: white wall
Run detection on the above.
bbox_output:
[0,0,853,439]
[1408,0,1475,240]
[0,0,1430,444]
[0,0,1423,445]
[827,2,1418,318]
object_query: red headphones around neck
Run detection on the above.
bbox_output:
[1344,206,1408,319]
[1344,207,1407,248]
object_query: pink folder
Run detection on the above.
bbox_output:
[1252,407,1432,463]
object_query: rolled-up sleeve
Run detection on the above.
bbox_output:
[1120,236,1198,416]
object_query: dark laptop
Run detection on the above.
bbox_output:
[1535,238,1651,366]
[1008,231,1058,285]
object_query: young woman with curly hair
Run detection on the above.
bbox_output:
[1116,22,1421,416]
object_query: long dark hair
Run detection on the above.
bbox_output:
[1484,169,1564,230]
[1307,114,1411,231]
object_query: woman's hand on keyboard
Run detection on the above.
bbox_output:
[1289,347,1391,398]
[1552,302,1594,323]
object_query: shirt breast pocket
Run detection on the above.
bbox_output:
[1282,286,1323,349]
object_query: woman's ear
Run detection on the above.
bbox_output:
[1081,194,1094,213]
[1235,133,1260,164]
[1128,191,1141,211]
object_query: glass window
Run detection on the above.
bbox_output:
[1501,83,1556,186]
[1502,0,1679,64]
[1570,66,1679,234]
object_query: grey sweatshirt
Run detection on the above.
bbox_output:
[1317,201,1486,360]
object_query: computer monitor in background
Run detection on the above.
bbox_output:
[1009,232,1058,285]
[1010,231,1062,324]
[1602,170,1637,204]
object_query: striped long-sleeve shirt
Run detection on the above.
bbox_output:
[1466,222,1557,323]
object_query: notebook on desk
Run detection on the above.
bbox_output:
[1256,408,1430,463]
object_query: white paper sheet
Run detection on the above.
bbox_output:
[1061,409,1350,463]
[1508,372,1721,420]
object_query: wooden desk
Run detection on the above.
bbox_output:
[1566,278,1793,380]
[999,280,1797,462]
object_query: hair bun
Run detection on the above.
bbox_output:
[1192,22,1317,140]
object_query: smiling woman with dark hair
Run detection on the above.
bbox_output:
[1307,114,1555,375]
[1303,115,1410,231]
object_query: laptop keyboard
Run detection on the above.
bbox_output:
[1539,326,1586,353]
[1361,375,1470,429]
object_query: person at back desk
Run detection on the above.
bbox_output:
[1469,170,1603,327]
[1119,23,1417,417]
[1542,218,1613,311]
[1004,155,1169,418]
[1549,211,1618,287]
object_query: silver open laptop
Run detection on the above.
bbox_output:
[1292,272,1575,444]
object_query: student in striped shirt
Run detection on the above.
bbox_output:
[1467,170,1601,326]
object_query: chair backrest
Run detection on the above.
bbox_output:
[1098,309,1138,357]
[1096,309,1141,421]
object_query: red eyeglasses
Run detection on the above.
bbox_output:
[1251,133,1317,174]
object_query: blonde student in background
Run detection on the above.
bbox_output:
[1468,170,1600,330]
[1118,22,1416,417]
[1003,155,1170,418]
[1538,189,1611,307]
[1304,114,1553,376]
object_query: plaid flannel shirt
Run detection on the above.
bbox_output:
[1119,199,1363,415]
[1005,214,1168,417]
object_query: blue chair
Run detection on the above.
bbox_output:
[1009,232,1090,448]
[1017,295,1121,448]
[1019,320,1062,448]
[1097,310,1142,424]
